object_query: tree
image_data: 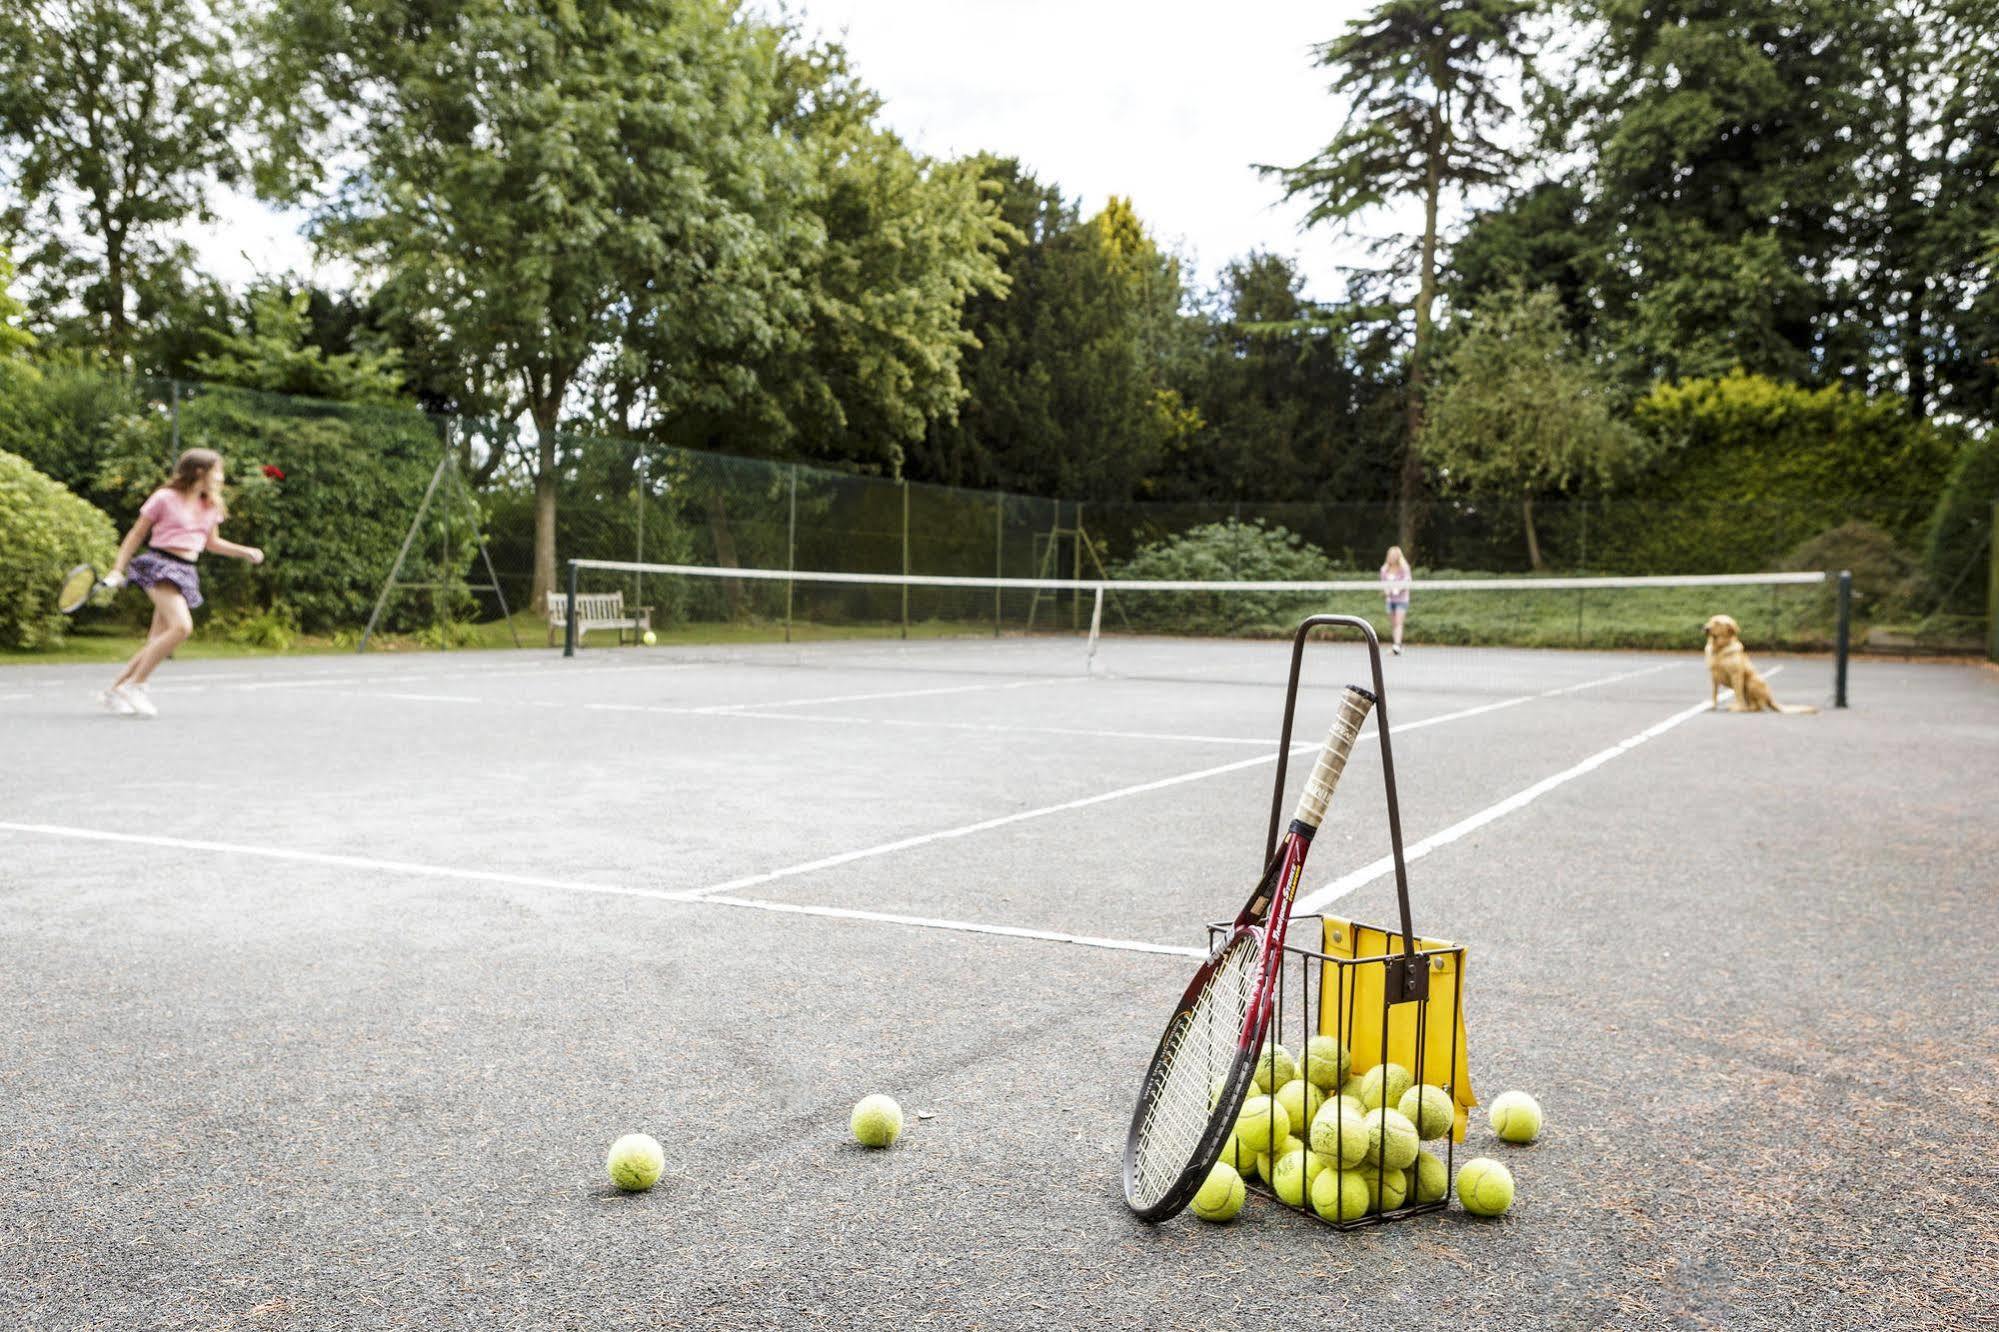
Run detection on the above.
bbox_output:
[0,251,34,359]
[258,0,816,609]
[1421,286,1648,568]
[0,0,240,363]
[191,282,404,403]
[1264,0,1541,552]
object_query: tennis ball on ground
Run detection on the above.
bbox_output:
[641,629,657,645]
[1311,1167,1372,1223]
[1190,1161,1246,1223]
[1361,1162,1408,1211]
[849,1094,904,1148]
[1269,1147,1332,1207]
[1397,1083,1454,1141]
[1256,1134,1301,1184]
[1410,1149,1448,1203]
[1457,1157,1515,1216]
[1308,1101,1371,1169]
[1304,1035,1350,1090]
[1489,1090,1543,1144]
[1363,1108,1420,1170]
[1234,1094,1291,1155]
[1354,1062,1412,1111]
[605,1133,665,1191]
[1252,1042,1300,1093]
[1274,1079,1324,1136]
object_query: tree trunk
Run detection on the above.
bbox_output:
[1400,104,1445,555]
[1522,493,1542,571]
[706,491,744,618]
[529,399,561,613]
[102,216,130,367]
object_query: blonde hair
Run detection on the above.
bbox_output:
[168,448,226,519]
[1384,545,1409,573]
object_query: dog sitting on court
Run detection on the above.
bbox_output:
[1702,614,1818,714]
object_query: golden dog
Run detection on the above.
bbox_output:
[1703,614,1817,713]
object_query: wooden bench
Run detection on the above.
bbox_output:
[546,591,652,647]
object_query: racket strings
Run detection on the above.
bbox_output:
[59,568,98,613]
[1129,935,1260,1209]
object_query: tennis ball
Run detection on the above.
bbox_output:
[1269,1147,1332,1207]
[1355,1062,1412,1111]
[1303,1035,1350,1090]
[1191,1161,1246,1222]
[1489,1090,1543,1144]
[1410,1149,1448,1203]
[1308,1101,1370,1169]
[1256,1133,1301,1184]
[1252,1042,1299,1093]
[1361,1162,1408,1211]
[1457,1156,1515,1216]
[1364,1108,1420,1170]
[1311,1167,1371,1223]
[1234,1094,1291,1155]
[1336,1093,1367,1118]
[605,1133,665,1191]
[641,629,657,645]
[1273,1079,1324,1136]
[850,1094,903,1148]
[1218,1131,1259,1174]
[1397,1083,1454,1141]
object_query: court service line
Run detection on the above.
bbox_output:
[691,676,1076,714]
[1293,671,1769,915]
[697,895,1205,958]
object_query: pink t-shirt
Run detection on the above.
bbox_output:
[140,487,222,557]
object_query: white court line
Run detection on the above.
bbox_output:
[697,895,1204,958]
[581,700,1277,747]
[1293,670,1768,915]
[691,676,1072,714]
[0,821,698,903]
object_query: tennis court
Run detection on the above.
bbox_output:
[4,631,1995,1328]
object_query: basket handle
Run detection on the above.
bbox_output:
[1264,615,1421,989]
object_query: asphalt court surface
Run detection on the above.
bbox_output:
[4,637,1995,1328]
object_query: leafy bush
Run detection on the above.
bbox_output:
[1922,432,1998,615]
[225,606,300,651]
[0,449,119,649]
[1782,521,1919,622]
[1589,371,1962,573]
[1112,519,1332,633]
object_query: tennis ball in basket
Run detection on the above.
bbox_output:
[1256,1134,1301,1184]
[641,629,657,645]
[1311,1167,1371,1223]
[1190,1162,1246,1223]
[1489,1090,1543,1144]
[1361,1162,1408,1211]
[849,1094,903,1148]
[1274,1079,1324,1136]
[605,1133,665,1191]
[1410,1149,1448,1203]
[1397,1084,1454,1141]
[1304,1035,1350,1090]
[1252,1042,1299,1093]
[1218,1131,1258,1175]
[1269,1147,1331,1207]
[1234,1095,1291,1155]
[1308,1101,1370,1169]
[1364,1108,1420,1170]
[1355,1062,1412,1111]
[1456,1157,1515,1217]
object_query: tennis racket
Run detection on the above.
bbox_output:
[57,564,116,614]
[1122,683,1376,1221]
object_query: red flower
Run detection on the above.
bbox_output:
[262,464,286,481]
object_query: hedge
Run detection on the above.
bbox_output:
[0,450,118,649]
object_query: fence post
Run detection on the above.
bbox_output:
[1835,569,1852,708]
[786,465,797,644]
[900,479,910,640]
[170,381,180,453]
[563,559,579,658]
[993,494,1002,637]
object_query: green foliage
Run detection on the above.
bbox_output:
[1922,433,1999,614]
[0,0,240,359]
[0,253,35,359]
[0,450,119,649]
[224,605,299,652]
[1597,371,1961,571]
[191,284,404,404]
[1782,521,1919,622]
[1112,520,1333,632]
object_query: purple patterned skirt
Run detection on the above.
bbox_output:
[127,549,204,609]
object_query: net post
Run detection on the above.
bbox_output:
[900,479,910,641]
[1834,569,1851,708]
[1086,586,1104,673]
[786,465,797,645]
[993,494,1002,638]
[563,559,579,658]
[1072,502,1085,630]
[1988,501,1998,663]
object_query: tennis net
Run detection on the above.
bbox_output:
[562,558,1852,704]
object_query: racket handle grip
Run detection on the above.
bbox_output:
[1293,685,1376,830]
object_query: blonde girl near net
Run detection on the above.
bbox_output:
[1379,545,1412,655]
[98,448,264,718]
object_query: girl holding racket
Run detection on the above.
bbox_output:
[98,448,263,717]
[1379,545,1411,655]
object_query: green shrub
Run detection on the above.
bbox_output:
[1922,432,1999,615]
[1112,519,1332,633]
[1782,521,1919,622]
[225,606,300,651]
[0,449,119,649]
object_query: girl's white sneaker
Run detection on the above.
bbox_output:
[99,687,135,716]
[115,683,156,718]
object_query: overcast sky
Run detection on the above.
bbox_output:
[188,0,1393,302]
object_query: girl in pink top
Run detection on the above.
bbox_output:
[1379,545,1412,656]
[99,448,264,718]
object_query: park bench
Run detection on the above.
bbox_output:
[545,590,652,647]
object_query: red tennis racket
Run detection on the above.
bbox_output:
[1122,683,1376,1221]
